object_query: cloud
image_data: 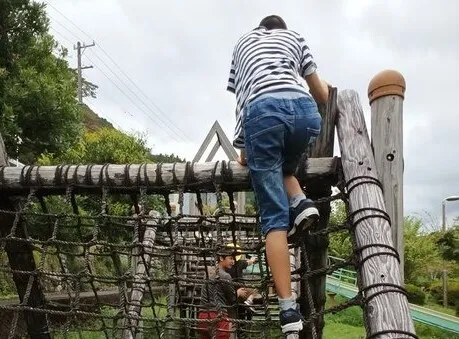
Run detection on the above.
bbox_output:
[45,0,459,223]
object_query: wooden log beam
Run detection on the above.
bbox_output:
[0,134,50,338]
[336,89,416,338]
[0,157,340,195]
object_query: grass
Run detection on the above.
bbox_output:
[323,295,459,339]
[21,294,459,338]
[324,322,365,338]
[424,299,457,317]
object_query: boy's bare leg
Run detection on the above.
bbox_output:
[266,230,293,299]
[284,175,304,198]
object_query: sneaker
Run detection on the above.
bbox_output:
[288,199,319,243]
[244,299,256,313]
[279,307,304,334]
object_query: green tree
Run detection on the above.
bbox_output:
[1,1,48,100]
[41,127,153,164]
[1,1,84,163]
[436,224,459,262]
[328,200,353,258]
[404,216,443,286]
[151,153,185,163]
[38,128,183,216]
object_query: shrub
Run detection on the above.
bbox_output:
[405,283,426,305]
[429,279,459,308]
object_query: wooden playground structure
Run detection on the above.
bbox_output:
[0,70,418,338]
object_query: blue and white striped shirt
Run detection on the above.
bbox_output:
[227,27,317,148]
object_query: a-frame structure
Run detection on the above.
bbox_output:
[192,120,238,162]
[184,121,245,214]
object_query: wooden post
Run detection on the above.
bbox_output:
[290,247,300,301]
[0,134,50,338]
[368,70,406,282]
[309,87,338,158]
[336,89,416,338]
[124,211,159,339]
[299,87,338,339]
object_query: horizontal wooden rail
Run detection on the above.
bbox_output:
[0,157,340,194]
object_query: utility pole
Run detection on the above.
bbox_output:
[74,41,95,104]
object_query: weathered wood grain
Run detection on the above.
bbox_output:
[336,90,415,338]
[124,212,159,339]
[308,87,338,158]
[0,158,339,194]
[0,134,50,338]
[371,95,405,281]
[301,87,337,339]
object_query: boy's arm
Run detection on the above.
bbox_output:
[305,72,330,104]
[298,35,330,104]
[237,149,247,166]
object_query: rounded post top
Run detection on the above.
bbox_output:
[368,69,406,104]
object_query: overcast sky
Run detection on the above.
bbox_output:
[43,0,459,228]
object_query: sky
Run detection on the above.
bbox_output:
[43,0,459,228]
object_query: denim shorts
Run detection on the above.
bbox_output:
[243,91,321,235]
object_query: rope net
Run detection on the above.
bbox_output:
[0,166,370,339]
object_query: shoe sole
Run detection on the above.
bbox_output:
[281,319,303,333]
[244,301,256,313]
[285,332,301,339]
[287,207,319,243]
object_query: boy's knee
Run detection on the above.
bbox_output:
[263,226,288,236]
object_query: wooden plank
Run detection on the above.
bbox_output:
[214,121,238,161]
[205,140,221,162]
[0,134,50,338]
[0,158,339,194]
[192,121,219,163]
[336,89,415,338]
[308,87,338,158]
[369,71,406,282]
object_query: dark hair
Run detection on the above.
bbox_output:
[216,247,236,261]
[259,15,287,30]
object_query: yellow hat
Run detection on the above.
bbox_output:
[226,243,242,261]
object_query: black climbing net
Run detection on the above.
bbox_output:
[0,163,416,339]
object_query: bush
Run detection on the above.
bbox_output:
[429,279,459,308]
[405,283,426,305]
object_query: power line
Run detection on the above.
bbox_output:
[45,2,193,142]
[85,49,189,142]
[91,45,193,140]
[49,27,73,48]
[49,24,179,140]
[83,54,185,143]
[47,25,168,141]
[47,14,82,42]
[46,2,94,41]
[85,97,125,132]
[46,11,191,142]
[49,25,183,142]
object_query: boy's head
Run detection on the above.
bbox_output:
[226,243,242,262]
[259,15,287,30]
[217,246,236,270]
[218,254,235,270]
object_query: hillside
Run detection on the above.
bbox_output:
[82,104,114,131]
[81,104,185,163]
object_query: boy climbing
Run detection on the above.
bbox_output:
[198,247,250,339]
[226,15,330,334]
